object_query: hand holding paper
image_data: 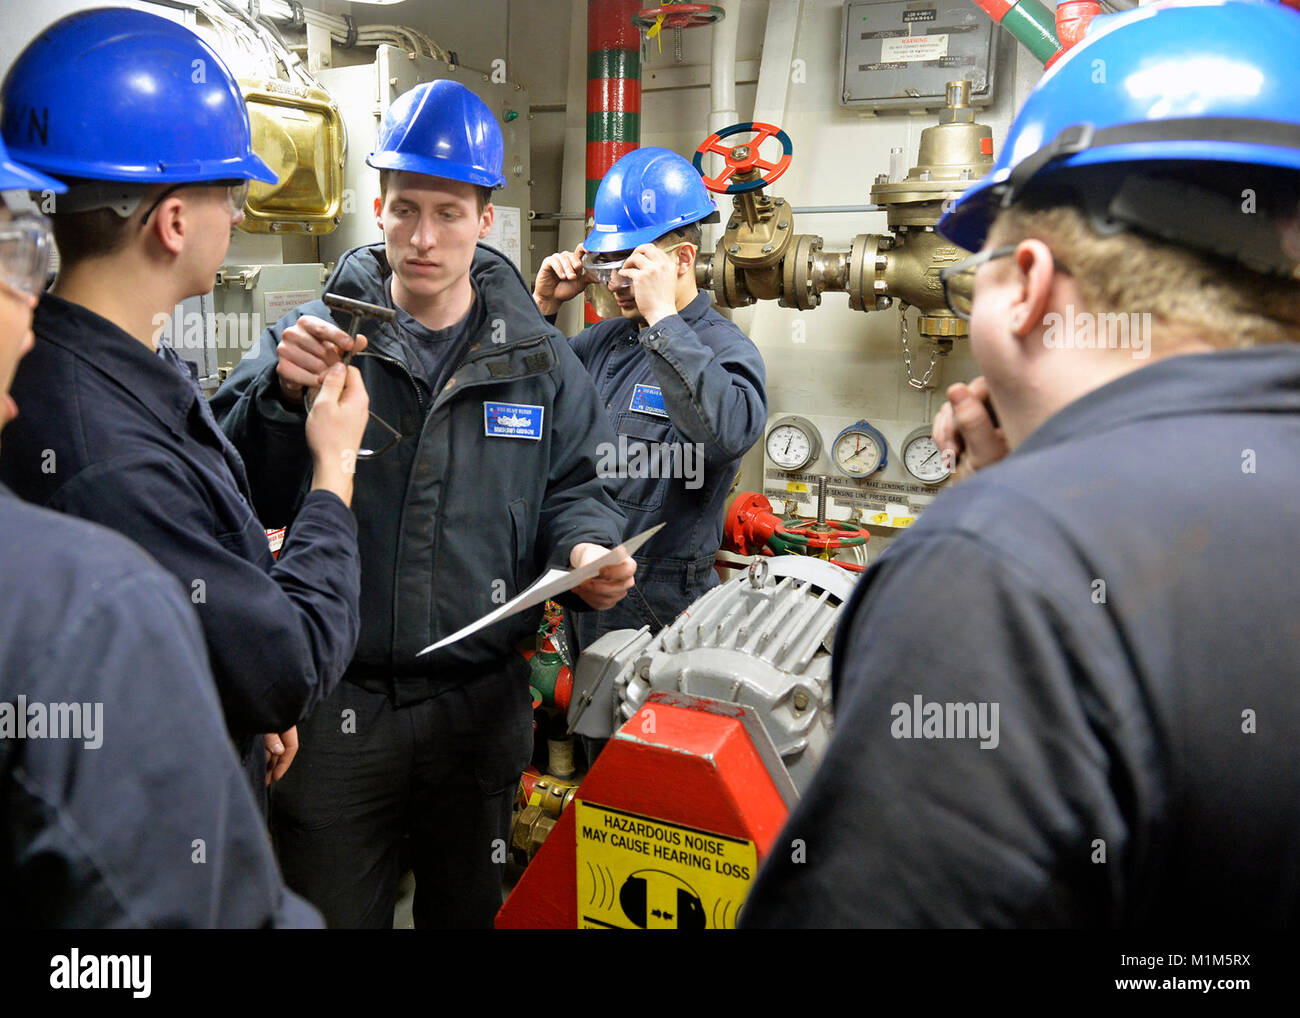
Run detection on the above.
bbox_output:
[416,523,663,657]
[570,540,637,609]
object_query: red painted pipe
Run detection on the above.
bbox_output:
[585,0,643,322]
[1046,1,1101,68]
[973,0,1060,64]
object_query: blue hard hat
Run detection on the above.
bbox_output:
[0,8,276,185]
[938,0,1300,254]
[367,80,506,190]
[0,132,64,194]
[584,147,718,253]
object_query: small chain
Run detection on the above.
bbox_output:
[899,299,940,390]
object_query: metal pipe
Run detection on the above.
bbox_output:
[972,0,1061,65]
[790,205,883,214]
[706,0,743,253]
[586,0,643,324]
[1046,1,1102,68]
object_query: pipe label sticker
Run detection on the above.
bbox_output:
[575,800,758,929]
[880,34,948,62]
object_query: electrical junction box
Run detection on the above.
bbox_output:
[840,0,1000,113]
[211,262,329,382]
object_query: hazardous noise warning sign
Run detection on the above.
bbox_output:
[575,800,758,929]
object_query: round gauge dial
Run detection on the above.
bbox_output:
[832,421,888,478]
[765,416,821,472]
[902,426,951,484]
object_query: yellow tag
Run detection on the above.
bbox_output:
[648,13,665,52]
[869,511,889,525]
[575,800,758,929]
[892,516,915,528]
[786,482,808,494]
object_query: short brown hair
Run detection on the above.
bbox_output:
[378,169,492,213]
[662,222,702,251]
[989,204,1300,350]
[51,208,132,269]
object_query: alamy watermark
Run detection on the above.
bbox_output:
[890,694,999,750]
[151,305,264,354]
[1043,304,1151,360]
[0,697,103,749]
[50,950,150,997]
[595,437,704,491]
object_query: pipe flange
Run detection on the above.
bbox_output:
[847,233,879,312]
[779,234,820,310]
[721,254,755,307]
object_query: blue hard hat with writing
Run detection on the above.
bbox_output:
[0,8,275,185]
[584,147,718,254]
[368,80,506,190]
[0,132,64,194]
[938,0,1300,254]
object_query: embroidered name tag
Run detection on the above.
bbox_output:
[484,401,544,440]
[629,383,668,418]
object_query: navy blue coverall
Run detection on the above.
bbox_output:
[561,290,767,648]
[212,243,626,929]
[0,294,362,805]
[742,346,1300,928]
[0,484,320,927]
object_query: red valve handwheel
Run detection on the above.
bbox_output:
[692,121,794,194]
[632,4,727,30]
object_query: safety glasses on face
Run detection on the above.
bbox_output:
[939,243,1071,321]
[140,180,250,225]
[0,211,54,297]
[581,241,690,287]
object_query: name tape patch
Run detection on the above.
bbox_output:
[629,383,668,418]
[484,401,544,440]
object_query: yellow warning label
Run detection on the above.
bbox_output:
[785,481,809,494]
[575,800,757,929]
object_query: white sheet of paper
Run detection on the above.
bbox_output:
[416,523,665,656]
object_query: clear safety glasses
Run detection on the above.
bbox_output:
[0,211,54,298]
[939,244,1072,321]
[581,241,689,287]
[140,179,250,225]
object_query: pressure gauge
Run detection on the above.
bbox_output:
[765,416,821,472]
[832,420,888,478]
[902,426,951,485]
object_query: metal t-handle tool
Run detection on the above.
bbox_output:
[322,292,397,359]
[303,292,403,459]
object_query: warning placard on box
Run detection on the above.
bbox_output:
[575,800,757,929]
[264,289,319,326]
[880,33,948,63]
